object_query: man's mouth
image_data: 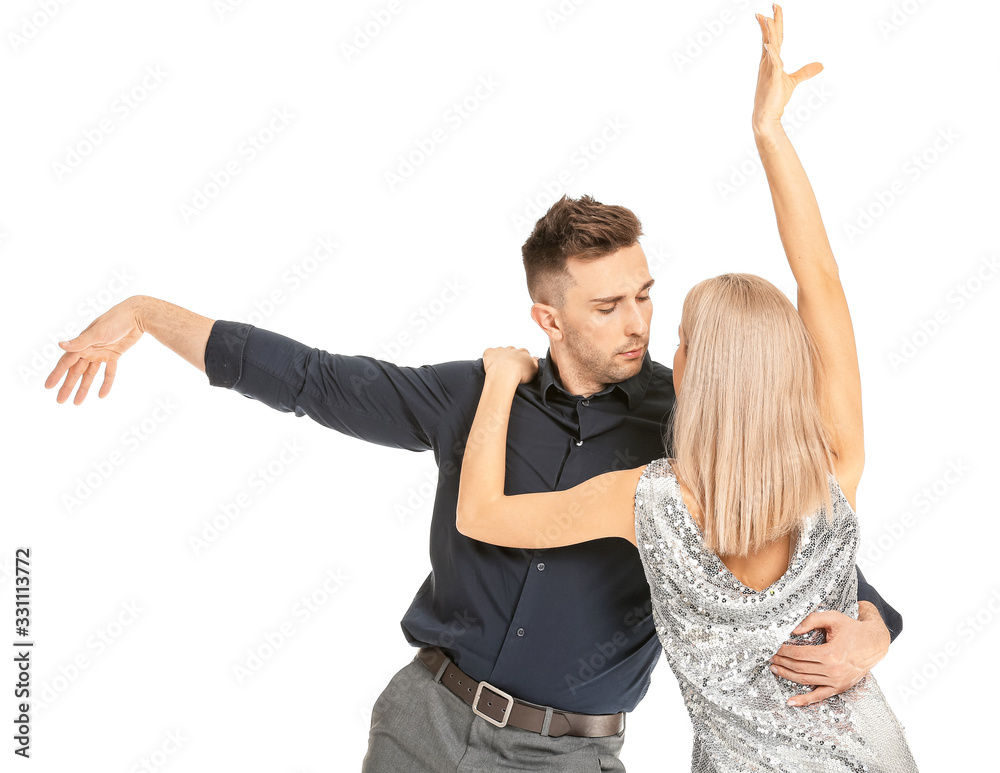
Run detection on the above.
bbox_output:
[618,345,645,359]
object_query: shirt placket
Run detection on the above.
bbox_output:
[488,393,598,685]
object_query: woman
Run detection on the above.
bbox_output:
[455,7,918,771]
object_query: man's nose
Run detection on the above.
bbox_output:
[623,301,648,337]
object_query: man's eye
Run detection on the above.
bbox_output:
[638,295,651,302]
[598,307,615,315]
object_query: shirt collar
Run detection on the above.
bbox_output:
[537,348,653,411]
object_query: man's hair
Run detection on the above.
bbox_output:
[521,194,643,306]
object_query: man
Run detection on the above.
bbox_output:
[46,195,900,771]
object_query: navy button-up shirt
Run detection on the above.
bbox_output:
[204,319,901,714]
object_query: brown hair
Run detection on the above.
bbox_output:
[521,194,643,305]
[669,273,837,557]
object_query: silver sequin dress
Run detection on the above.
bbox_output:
[633,457,918,772]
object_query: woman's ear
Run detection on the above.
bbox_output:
[530,303,564,342]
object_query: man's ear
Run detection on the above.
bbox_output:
[530,303,564,342]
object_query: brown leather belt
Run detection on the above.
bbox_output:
[416,647,625,738]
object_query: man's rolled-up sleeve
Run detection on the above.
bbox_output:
[856,567,903,643]
[204,320,476,451]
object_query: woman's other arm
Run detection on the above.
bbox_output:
[456,347,643,549]
[753,6,890,706]
[753,8,864,507]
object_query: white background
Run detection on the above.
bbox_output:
[4,0,998,770]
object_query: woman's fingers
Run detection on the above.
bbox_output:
[755,13,769,45]
[764,14,779,55]
[756,14,780,74]
[790,62,824,87]
[773,3,784,48]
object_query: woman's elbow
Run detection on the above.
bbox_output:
[833,444,865,492]
[455,496,482,539]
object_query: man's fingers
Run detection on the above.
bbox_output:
[74,361,100,405]
[46,349,87,390]
[772,643,829,666]
[62,358,91,402]
[99,360,117,399]
[53,375,71,403]
[59,323,113,352]
[792,610,841,634]
[44,359,69,390]
[770,662,829,686]
[59,336,90,353]
[788,686,838,707]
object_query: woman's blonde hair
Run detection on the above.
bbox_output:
[668,273,836,557]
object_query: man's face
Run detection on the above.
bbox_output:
[556,242,654,387]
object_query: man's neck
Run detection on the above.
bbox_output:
[548,352,606,399]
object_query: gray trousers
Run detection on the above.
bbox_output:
[361,656,627,772]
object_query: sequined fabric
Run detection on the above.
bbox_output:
[634,457,918,771]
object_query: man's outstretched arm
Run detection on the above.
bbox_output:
[201,319,477,451]
[45,295,213,403]
[46,295,476,452]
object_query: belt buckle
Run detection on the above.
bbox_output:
[472,680,513,728]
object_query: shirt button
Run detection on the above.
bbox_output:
[516,628,525,637]
[576,439,583,446]
[537,562,545,571]
[581,399,590,406]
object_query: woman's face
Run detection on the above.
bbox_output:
[672,324,686,394]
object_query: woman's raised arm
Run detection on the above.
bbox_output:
[455,347,643,549]
[753,7,864,504]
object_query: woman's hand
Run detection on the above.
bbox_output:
[482,346,539,385]
[752,5,823,136]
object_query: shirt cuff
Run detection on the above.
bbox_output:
[204,320,254,388]
[856,570,903,643]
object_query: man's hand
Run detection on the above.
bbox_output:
[44,296,145,405]
[769,602,891,706]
